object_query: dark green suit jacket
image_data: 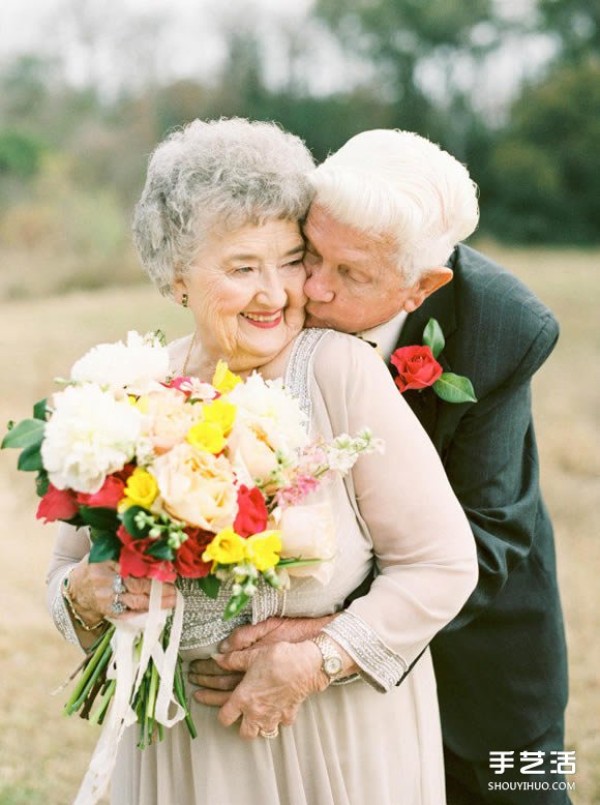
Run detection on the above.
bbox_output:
[394,244,568,761]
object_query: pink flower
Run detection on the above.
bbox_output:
[276,475,320,507]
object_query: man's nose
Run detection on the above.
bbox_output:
[304,267,335,303]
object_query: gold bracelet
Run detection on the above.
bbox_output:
[62,573,105,632]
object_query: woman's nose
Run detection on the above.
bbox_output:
[255,269,288,307]
[304,269,335,303]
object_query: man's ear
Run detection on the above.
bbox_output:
[403,267,453,313]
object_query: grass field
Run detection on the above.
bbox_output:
[0,243,598,803]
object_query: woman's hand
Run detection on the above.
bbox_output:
[188,615,336,706]
[199,641,329,739]
[67,557,177,624]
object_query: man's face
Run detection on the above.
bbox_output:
[303,204,415,332]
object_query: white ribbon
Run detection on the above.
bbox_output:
[74,580,186,805]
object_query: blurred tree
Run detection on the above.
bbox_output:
[0,131,44,179]
[312,0,497,137]
[538,0,600,61]
[486,58,600,242]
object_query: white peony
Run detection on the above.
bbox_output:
[41,384,143,493]
[227,373,309,457]
[70,331,170,395]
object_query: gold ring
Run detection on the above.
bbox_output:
[259,727,279,739]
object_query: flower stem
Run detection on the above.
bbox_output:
[89,678,116,725]
[64,626,114,715]
[174,657,197,739]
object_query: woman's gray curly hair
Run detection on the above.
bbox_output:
[133,118,316,296]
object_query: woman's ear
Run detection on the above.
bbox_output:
[172,276,188,306]
[403,267,453,313]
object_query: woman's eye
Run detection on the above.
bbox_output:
[233,266,253,274]
[284,259,304,269]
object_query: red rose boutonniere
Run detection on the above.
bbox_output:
[391,318,477,404]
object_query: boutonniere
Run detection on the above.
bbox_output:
[391,318,477,403]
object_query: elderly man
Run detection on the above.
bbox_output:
[190,130,569,804]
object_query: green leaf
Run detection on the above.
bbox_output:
[198,575,221,599]
[433,373,477,404]
[80,506,119,532]
[145,540,174,561]
[33,398,48,421]
[121,505,152,539]
[89,530,121,563]
[1,418,45,450]
[224,592,251,621]
[422,318,445,359]
[17,443,44,471]
[36,470,50,497]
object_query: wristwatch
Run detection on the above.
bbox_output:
[312,633,344,682]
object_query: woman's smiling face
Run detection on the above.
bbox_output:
[174,219,306,373]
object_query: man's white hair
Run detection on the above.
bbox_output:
[310,129,479,283]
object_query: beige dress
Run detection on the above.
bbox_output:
[47,329,478,805]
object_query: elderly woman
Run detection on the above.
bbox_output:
[47,118,477,805]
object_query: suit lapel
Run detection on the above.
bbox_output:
[387,251,458,438]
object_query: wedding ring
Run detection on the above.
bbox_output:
[112,574,126,595]
[111,593,127,615]
[259,727,279,739]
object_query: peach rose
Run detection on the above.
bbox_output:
[278,496,336,585]
[151,443,237,532]
[140,388,197,455]
[226,422,280,484]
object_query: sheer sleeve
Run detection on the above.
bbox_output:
[312,331,478,691]
[46,523,92,648]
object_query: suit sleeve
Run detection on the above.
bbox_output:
[441,311,559,630]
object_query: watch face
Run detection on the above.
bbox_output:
[324,656,343,676]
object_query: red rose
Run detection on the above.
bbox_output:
[390,345,443,392]
[117,525,177,583]
[36,484,79,523]
[77,476,125,509]
[173,528,213,579]
[233,484,269,537]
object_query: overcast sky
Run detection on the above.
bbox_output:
[0,0,554,111]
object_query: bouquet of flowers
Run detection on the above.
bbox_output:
[2,330,382,797]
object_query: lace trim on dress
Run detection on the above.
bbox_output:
[323,610,408,693]
[51,567,81,647]
[283,328,330,426]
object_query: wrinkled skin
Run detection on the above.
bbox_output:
[207,640,329,739]
[66,557,177,649]
[189,616,335,712]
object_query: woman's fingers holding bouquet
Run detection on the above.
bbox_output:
[111,575,178,615]
[69,559,178,620]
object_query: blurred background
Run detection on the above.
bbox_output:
[0,0,598,802]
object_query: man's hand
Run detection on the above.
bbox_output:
[189,615,336,707]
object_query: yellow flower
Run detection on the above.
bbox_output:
[202,527,247,565]
[202,398,236,437]
[123,467,158,508]
[187,421,226,454]
[212,360,242,394]
[130,395,149,413]
[245,530,282,572]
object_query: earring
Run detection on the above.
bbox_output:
[181,293,189,308]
